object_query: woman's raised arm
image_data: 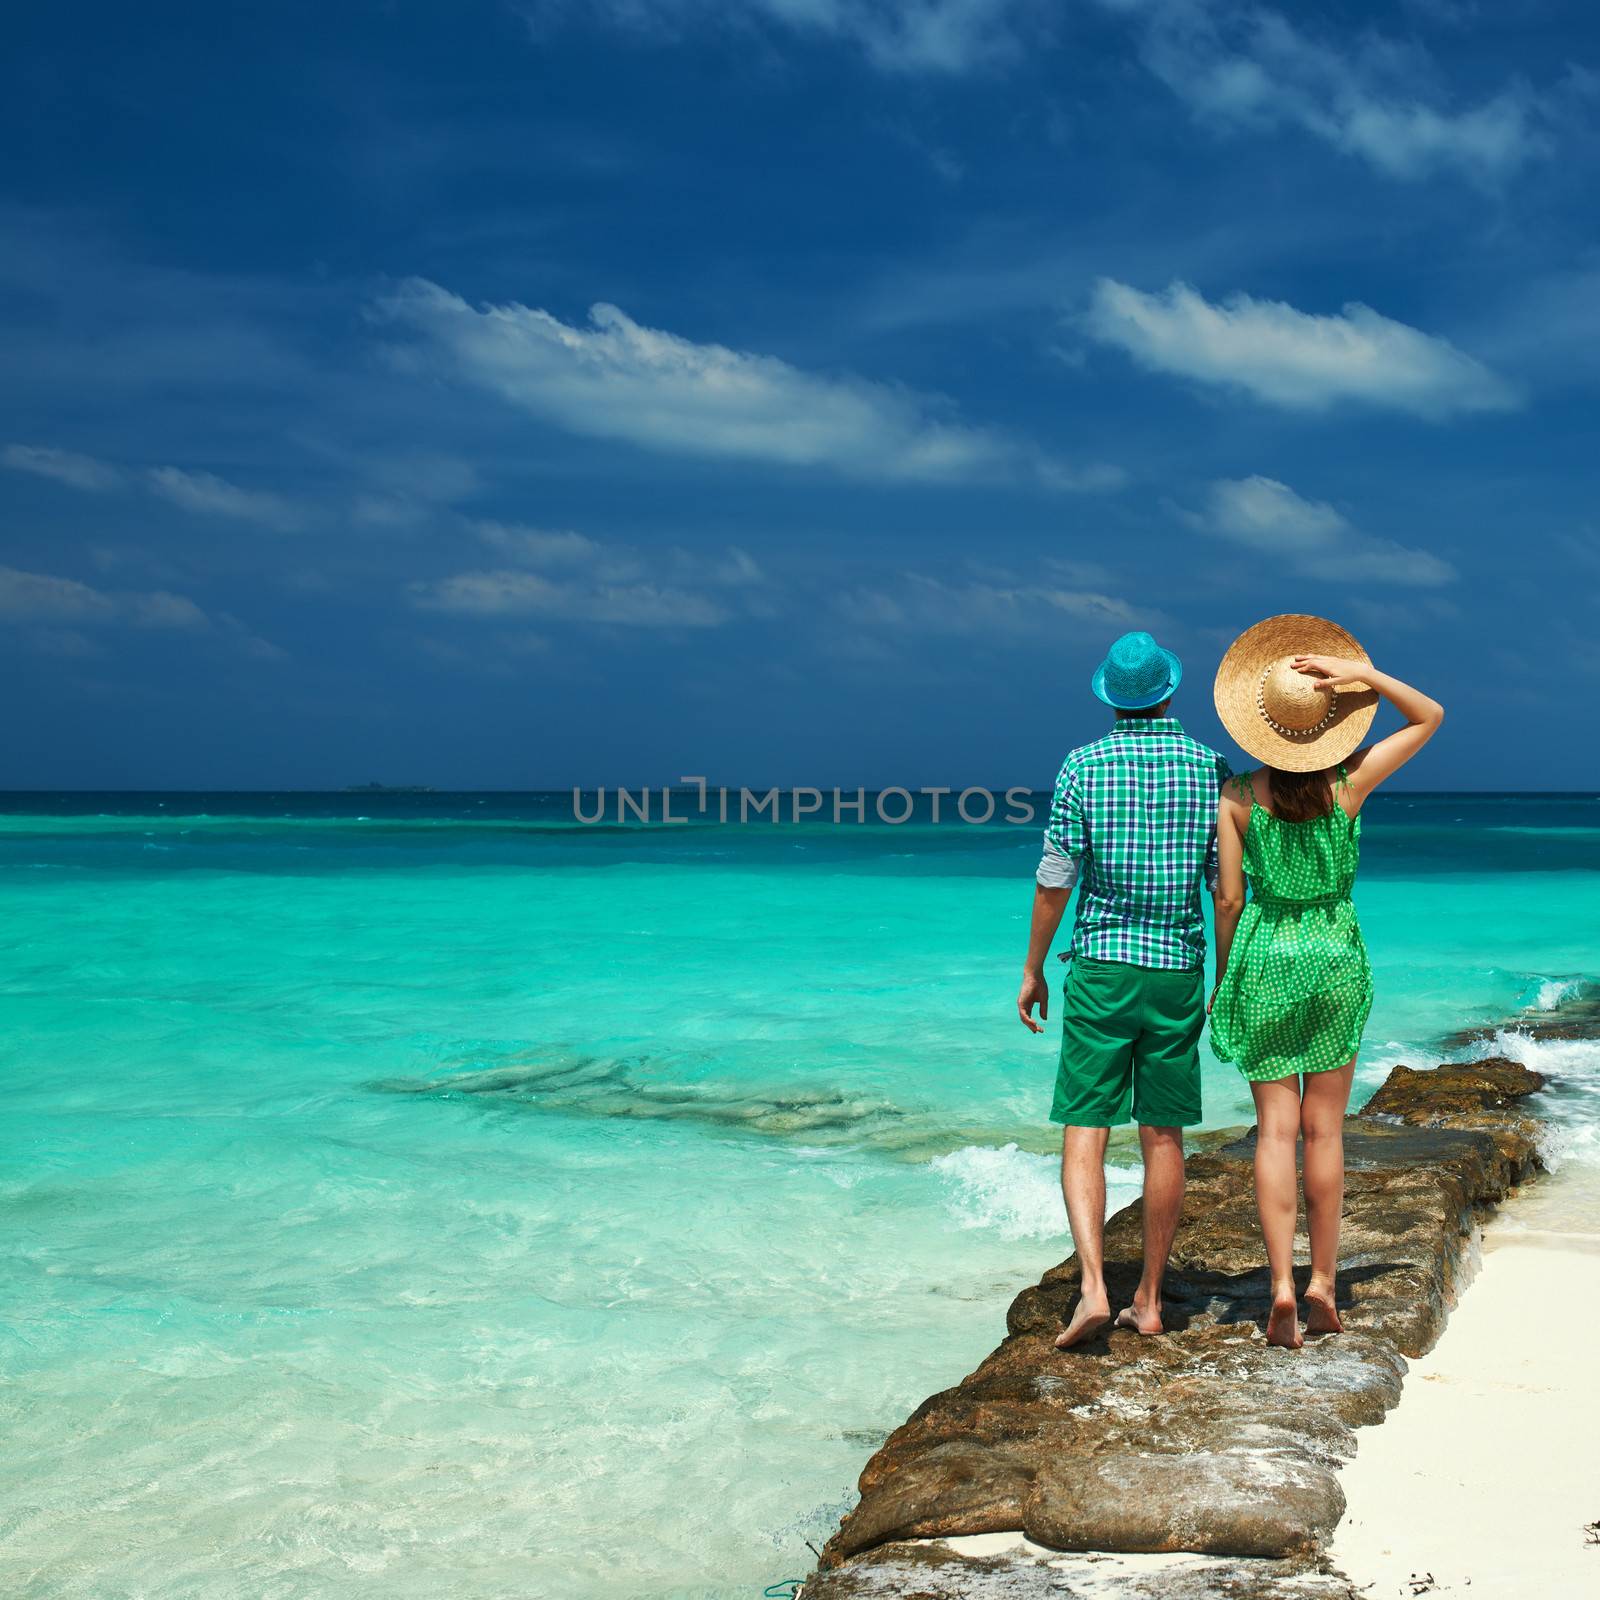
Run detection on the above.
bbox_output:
[1292,655,1443,805]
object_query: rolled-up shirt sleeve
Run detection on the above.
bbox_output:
[1036,844,1080,891]
[1036,764,1086,891]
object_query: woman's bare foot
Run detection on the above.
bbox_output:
[1304,1282,1343,1334]
[1054,1293,1111,1349]
[1113,1297,1164,1335]
[1266,1293,1303,1349]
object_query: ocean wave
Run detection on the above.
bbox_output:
[1443,974,1600,1053]
[1366,979,1600,1173]
[929,1144,1143,1242]
[1484,1028,1600,1084]
[1526,976,1587,1012]
[1484,1029,1600,1171]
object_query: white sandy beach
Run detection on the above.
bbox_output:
[1329,1165,1600,1599]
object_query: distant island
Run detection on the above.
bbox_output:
[341,783,437,794]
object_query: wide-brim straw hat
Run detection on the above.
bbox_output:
[1214,614,1379,773]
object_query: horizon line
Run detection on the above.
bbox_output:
[1,787,1596,800]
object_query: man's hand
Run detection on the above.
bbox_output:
[1020,883,1068,1033]
[1018,970,1050,1034]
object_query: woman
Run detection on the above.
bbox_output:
[1209,615,1443,1350]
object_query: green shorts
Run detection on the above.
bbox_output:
[1050,956,1205,1128]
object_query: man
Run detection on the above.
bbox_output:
[1017,630,1229,1349]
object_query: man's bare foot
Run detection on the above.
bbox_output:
[1113,1300,1164,1335]
[1054,1295,1111,1349]
[1304,1284,1343,1334]
[1266,1294,1303,1349]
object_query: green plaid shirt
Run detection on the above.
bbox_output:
[1038,718,1229,971]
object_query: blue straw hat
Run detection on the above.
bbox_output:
[1092,631,1183,709]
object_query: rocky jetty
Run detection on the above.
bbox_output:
[805,1057,1547,1598]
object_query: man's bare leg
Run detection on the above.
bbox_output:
[1115,1123,1184,1334]
[1250,1076,1305,1349]
[1301,1058,1356,1334]
[1055,1124,1112,1348]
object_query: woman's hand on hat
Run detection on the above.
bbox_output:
[1293,654,1369,691]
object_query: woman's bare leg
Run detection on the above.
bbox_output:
[1250,1076,1304,1350]
[1300,1058,1357,1334]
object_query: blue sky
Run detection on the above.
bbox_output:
[2,0,1597,789]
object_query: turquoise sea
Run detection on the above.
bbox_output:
[2,791,1597,1599]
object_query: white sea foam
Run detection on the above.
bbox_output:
[1488,1028,1600,1077]
[1526,976,1586,1012]
[932,1143,1064,1240]
[930,1143,1143,1242]
[1358,1020,1600,1176]
[1359,1041,1420,1077]
[1476,1028,1600,1171]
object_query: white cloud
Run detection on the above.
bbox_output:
[412,569,729,627]
[0,565,284,659]
[5,442,309,528]
[529,2,1556,176]
[695,545,768,587]
[835,569,1144,637]
[0,566,117,624]
[3,443,124,492]
[368,453,481,504]
[1182,476,1456,587]
[27,627,104,659]
[473,518,768,591]
[216,612,289,660]
[349,454,482,529]
[475,521,609,569]
[524,0,1044,75]
[376,278,1116,490]
[122,590,211,629]
[411,520,769,629]
[1086,279,1518,418]
[0,564,212,628]
[146,466,303,528]
[352,494,430,530]
[1347,594,1460,634]
[1116,0,1551,186]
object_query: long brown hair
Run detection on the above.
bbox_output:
[1268,766,1335,822]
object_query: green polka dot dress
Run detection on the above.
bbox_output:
[1209,770,1373,1082]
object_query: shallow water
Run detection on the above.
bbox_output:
[0,792,1595,1598]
